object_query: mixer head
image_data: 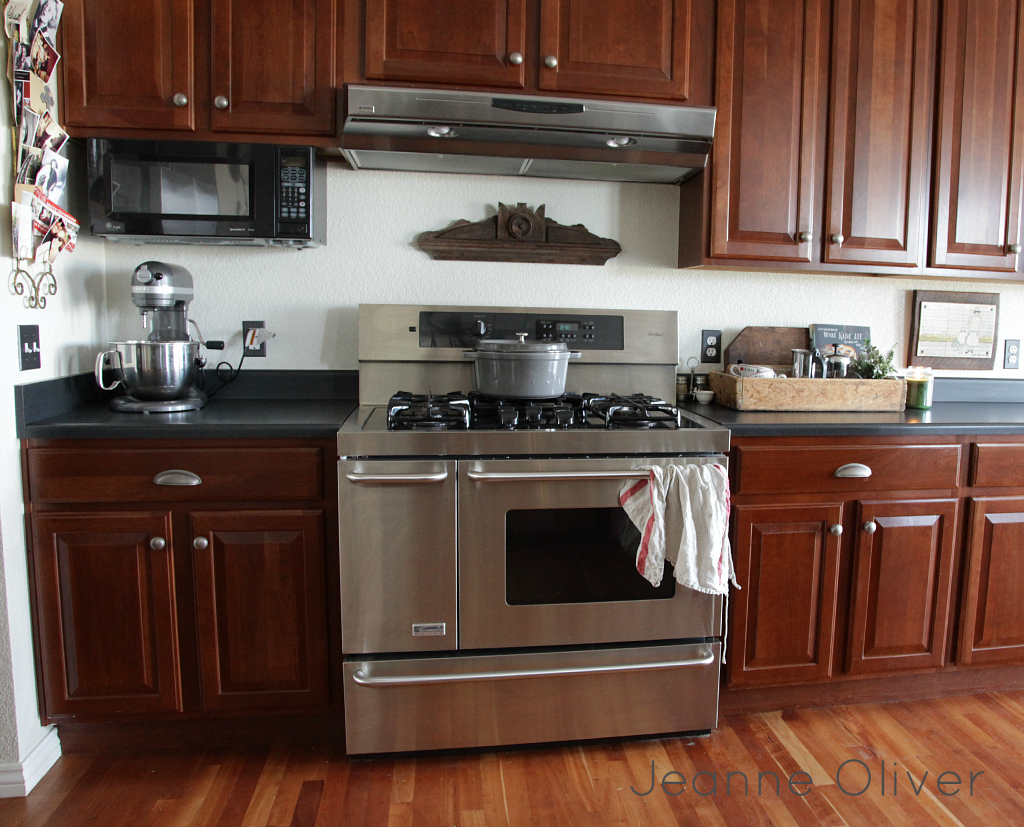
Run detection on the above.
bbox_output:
[131,261,194,312]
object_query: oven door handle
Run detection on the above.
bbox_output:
[466,469,650,482]
[345,470,449,484]
[351,647,715,687]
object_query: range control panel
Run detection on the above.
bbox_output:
[418,311,625,350]
[276,148,312,236]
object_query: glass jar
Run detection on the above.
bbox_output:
[905,366,934,409]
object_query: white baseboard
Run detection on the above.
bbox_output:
[0,727,62,797]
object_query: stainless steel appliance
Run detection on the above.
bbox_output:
[338,305,730,755]
[339,86,715,184]
[95,261,208,412]
[87,139,326,247]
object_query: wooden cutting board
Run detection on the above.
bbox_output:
[724,326,810,373]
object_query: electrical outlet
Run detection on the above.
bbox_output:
[701,329,722,363]
[242,320,266,357]
[1005,339,1020,369]
[18,325,40,370]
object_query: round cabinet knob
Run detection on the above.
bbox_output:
[544,55,558,69]
[829,524,843,537]
[172,93,188,107]
[214,95,229,110]
[509,52,523,65]
[798,231,813,243]
[150,536,166,550]
[831,233,845,246]
[1009,243,1022,254]
[193,536,209,550]
[863,521,877,534]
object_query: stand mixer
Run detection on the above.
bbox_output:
[95,261,209,413]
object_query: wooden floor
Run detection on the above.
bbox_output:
[4,690,1024,826]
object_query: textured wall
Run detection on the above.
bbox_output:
[104,164,1024,377]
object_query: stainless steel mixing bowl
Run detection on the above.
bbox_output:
[95,340,203,401]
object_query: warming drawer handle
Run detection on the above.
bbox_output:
[153,470,202,486]
[351,647,715,687]
[346,470,449,484]
[834,463,872,479]
[467,469,650,482]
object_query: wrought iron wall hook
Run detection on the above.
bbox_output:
[10,260,57,309]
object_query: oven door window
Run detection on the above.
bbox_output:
[505,507,675,605]
[109,160,253,218]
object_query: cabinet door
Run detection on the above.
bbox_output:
[31,512,181,718]
[61,0,195,130]
[191,510,328,711]
[729,503,843,687]
[824,0,936,267]
[847,499,957,674]
[365,0,526,88]
[960,497,1024,664]
[710,0,829,262]
[537,0,695,101]
[210,0,336,134]
[931,0,1024,271]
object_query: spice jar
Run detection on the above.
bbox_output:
[905,366,934,409]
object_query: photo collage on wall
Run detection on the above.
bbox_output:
[5,0,77,266]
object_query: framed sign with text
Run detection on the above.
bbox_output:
[908,290,1000,370]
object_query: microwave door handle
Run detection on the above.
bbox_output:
[351,646,715,687]
[466,469,650,482]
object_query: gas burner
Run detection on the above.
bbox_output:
[387,392,471,430]
[469,392,585,430]
[584,394,681,429]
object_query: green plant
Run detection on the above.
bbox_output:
[853,340,897,379]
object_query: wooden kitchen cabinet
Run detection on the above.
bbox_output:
[361,0,713,104]
[30,511,183,718]
[709,0,936,267]
[24,439,337,724]
[930,0,1024,272]
[60,0,336,139]
[727,438,962,689]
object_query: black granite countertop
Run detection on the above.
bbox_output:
[16,370,358,440]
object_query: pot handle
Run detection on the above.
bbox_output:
[94,349,123,391]
[462,350,478,359]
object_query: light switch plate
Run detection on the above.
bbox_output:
[18,325,40,371]
[1005,339,1020,369]
[701,330,722,363]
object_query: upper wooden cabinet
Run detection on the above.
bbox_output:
[710,0,936,267]
[931,0,1024,272]
[360,0,713,104]
[60,0,336,139]
[365,0,527,88]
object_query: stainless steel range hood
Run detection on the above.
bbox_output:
[339,86,715,185]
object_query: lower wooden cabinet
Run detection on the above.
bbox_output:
[31,512,182,717]
[192,510,328,712]
[959,497,1024,665]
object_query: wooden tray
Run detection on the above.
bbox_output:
[709,371,907,412]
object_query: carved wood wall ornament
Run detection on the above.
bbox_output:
[417,203,622,265]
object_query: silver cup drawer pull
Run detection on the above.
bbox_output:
[834,463,872,479]
[153,469,203,486]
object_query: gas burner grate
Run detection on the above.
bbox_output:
[387,391,471,430]
[583,393,681,429]
[468,392,585,430]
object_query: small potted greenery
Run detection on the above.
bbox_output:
[852,340,897,379]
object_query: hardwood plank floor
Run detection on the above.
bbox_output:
[3,690,1024,826]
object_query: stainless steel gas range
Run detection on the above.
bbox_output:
[337,304,730,755]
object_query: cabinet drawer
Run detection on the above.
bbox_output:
[734,445,961,495]
[27,447,323,503]
[971,444,1024,488]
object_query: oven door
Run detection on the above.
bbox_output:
[458,457,723,650]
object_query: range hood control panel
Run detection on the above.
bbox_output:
[418,311,624,350]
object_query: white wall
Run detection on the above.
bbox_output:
[104,163,1024,377]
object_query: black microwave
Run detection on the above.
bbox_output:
[87,139,326,247]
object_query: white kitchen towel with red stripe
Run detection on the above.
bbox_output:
[618,463,737,595]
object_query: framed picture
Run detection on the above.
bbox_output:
[908,290,1000,370]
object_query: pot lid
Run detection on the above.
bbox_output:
[475,334,568,353]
